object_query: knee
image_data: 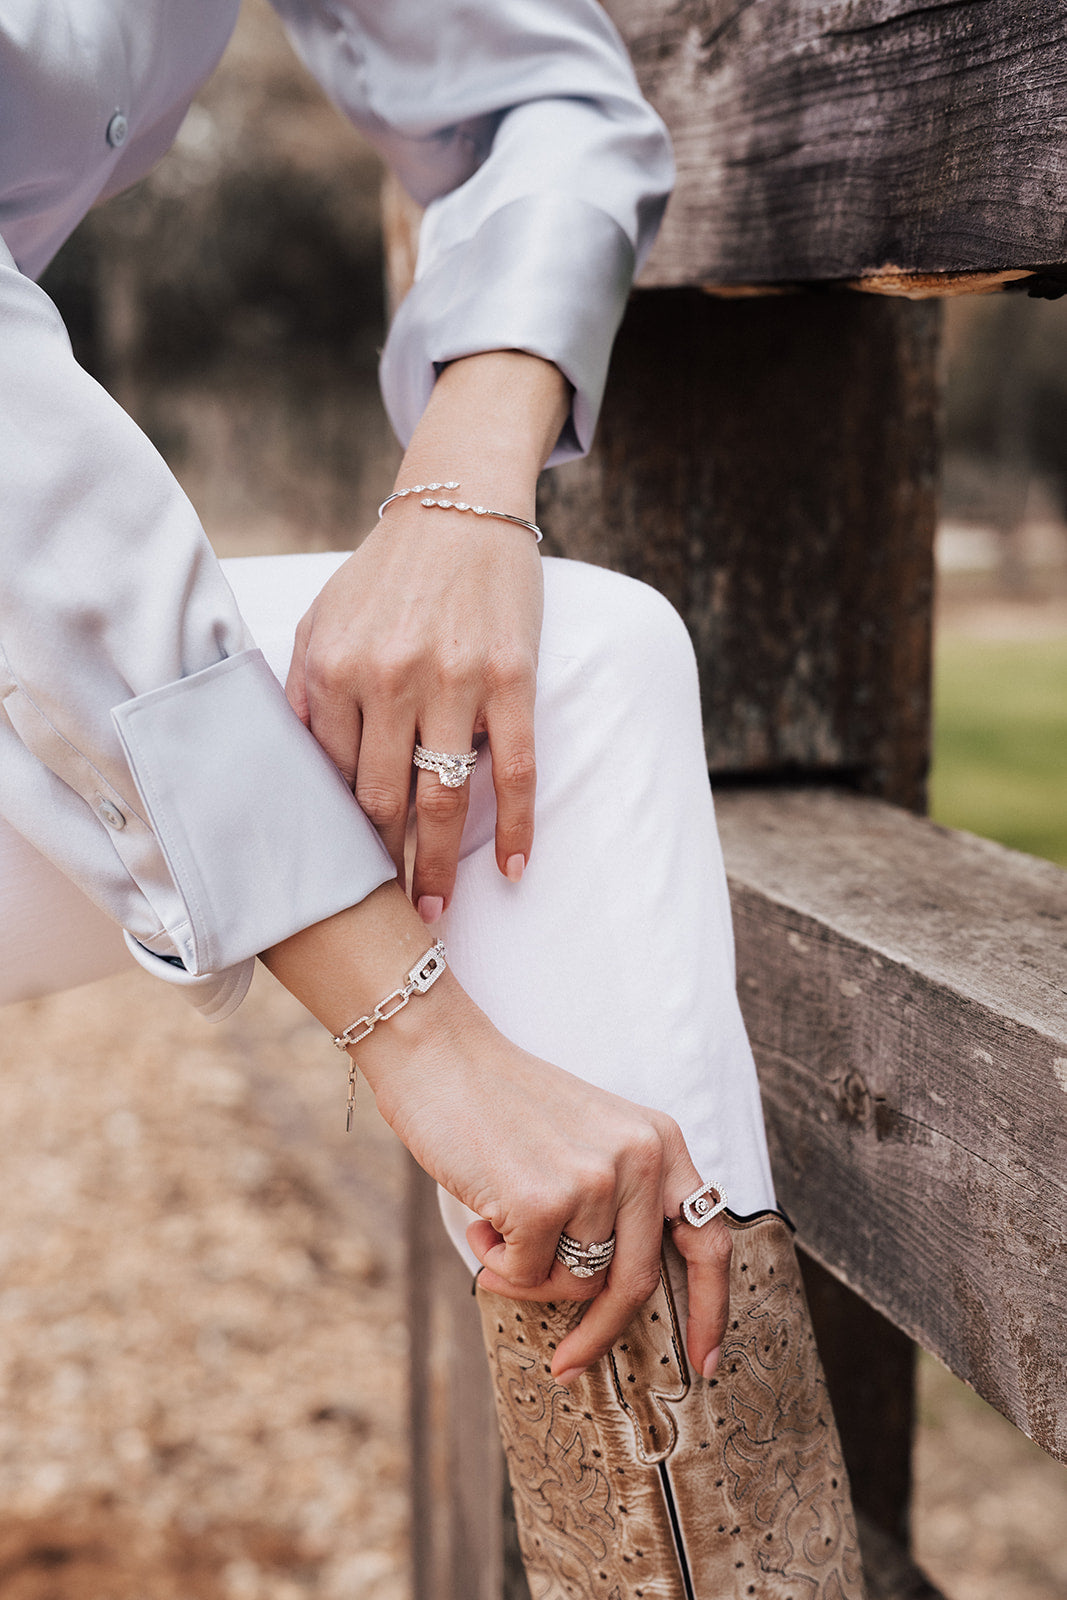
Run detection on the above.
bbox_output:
[566,563,698,698]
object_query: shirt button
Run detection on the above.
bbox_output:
[106,112,129,150]
[98,798,127,831]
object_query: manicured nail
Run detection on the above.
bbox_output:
[418,895,444,925]
[553,1366,584,1388]
[505,853,525,883]
[702,1345,722,1381]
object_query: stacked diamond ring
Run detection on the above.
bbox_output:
[412,744,478,788]
[554,1231,617,1279]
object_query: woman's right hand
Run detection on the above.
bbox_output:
[261,883,732,1385]
[356,967,733,1385]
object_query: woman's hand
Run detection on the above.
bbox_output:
[285,504,543,918]
[261,886,733,1387]
[358,968,732,1386]
[285,350,570,921]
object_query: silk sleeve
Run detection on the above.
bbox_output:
[271,0,673,461]
[0,237,395,1018]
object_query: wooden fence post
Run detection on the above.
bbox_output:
[537,287,941,1559]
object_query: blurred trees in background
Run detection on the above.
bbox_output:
[40,0,398,554]
[943,293,1067,592]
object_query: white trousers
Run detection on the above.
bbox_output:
[0,553,776,1263]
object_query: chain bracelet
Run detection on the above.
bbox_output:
[333,940,447,1130]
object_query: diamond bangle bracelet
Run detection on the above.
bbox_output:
[378,481,543,544]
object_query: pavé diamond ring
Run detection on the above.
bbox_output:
[664,1181,728,1229]
[554,1230,616,1279]
[412,744,478,788]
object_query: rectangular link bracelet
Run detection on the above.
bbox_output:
[332,940,447,1130]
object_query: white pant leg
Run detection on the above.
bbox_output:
[438,557,776,1268]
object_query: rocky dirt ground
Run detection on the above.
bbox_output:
[0,968,410,1600]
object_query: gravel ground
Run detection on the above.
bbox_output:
[0,967,411,1600]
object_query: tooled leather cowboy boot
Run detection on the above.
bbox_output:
[476,1210,867,1600]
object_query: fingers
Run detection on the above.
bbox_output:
[471,1166,619,1305]
[411,654,537,913]
[410,721,475,923]
[471,1119,733,1389]
[486,665,537,882]
[548,1178,666,1381]
[668,1207,733,1378]
[284,612,313,727]
[352,711,416,881]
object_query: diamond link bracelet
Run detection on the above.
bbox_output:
[333,940,447,1130]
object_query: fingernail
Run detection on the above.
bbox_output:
[553,1366,584,1388]
[505,853,525,883]
[418,895,444,925]
[702,1345,722,1381]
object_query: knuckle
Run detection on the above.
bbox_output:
[572,1157,617,1210]
[414,853,454,891]
[501,1264,545,1293]
[416,781,466,822]
[553,1278,597,1303]
[355,782,407,830]
[304,648,354,703]
[618,1262,661,1311]
[496,746,537,791]
[627,1123,665,1181]
[367,644,419,696]
[706,1225,734,1270]
[486,648,535,698]
[433,646,477,696]
[514,1185,568,1234]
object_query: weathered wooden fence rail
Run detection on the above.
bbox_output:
[400,1,1067,1595]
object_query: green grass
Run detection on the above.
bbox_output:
[930,635,1067,866]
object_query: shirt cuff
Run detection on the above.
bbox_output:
[379,193,635,465]
[123,932,255,1023]
[111,647,396,976]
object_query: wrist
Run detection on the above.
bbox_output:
[260,885,494,1109]
[397,350,570,501]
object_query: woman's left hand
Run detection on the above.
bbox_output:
[285,500,543,918]
[284,350,569,921]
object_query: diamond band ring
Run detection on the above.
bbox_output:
[412,744,478,788]
[555,1231,616,1279]
[664,1182,728,1229]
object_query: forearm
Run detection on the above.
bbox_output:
[394,350,571,513]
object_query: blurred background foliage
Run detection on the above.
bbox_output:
[934,292,1067,868]
[26,2,1067,1595]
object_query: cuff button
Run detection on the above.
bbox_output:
[97,798,127,830]
[106,112,129,150]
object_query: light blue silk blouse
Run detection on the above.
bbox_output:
[0,0,673,1017]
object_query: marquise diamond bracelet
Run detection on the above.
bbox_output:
[377,480,543,544]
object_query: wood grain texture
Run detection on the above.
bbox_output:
[716,787,1067,1462]
[539,290,940,807]
[408,1161,508,1600]
[604,0,1067,287]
